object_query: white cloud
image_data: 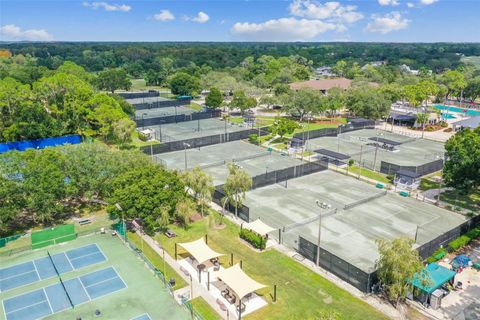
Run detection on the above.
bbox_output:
[0,24,53,41]
[407,2,415,8]
[289,0,363,23]
[420,0,438,5]
[365,12,409,34]
[153,10,174,21]
[191,11,210,23]
[82,2,131,12]
[232,18,338,41]
[378,0,399,6]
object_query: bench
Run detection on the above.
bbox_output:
[78,219,91,225]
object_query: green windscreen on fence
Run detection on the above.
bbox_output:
[113,220,126,240]
[31,224,77,249]
[0,234,23,248]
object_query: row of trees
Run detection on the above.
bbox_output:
[0,60,135,143]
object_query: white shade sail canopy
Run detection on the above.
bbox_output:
[216,264,267,299]
[243,219,275,236]
[178,238,224,264]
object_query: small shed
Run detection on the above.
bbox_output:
[410,263,456,305]
[395,169,421,189]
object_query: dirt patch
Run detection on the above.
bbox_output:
[213,223,226,230]
[311,118,344,125]
[190,213,203,222]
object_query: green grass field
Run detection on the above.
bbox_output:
[347,165,391,184]
[190,297,222,320]
[461,56,480,69]
[155,211,388,320]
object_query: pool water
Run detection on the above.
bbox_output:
[441,113,457,120]
[433,105,480,117]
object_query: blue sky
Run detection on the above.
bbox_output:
[0,0,479,42]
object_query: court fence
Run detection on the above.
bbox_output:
[379,158,444,176]
[141,127,270,155]
[292,120,375,143]
[31,224,77,249]
[0,233,23,248]
[117,91,160,99]
[135,109,221,127]
[0,135,82,154]
[212,158,328,222]
[131,99,192,110]
[297,236,377,293]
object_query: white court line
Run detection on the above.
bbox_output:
[77,277,92,301]
[32,260,41,280]
[130,313,151,320]
[5,298,49,315]
[42,288,54,314]
[82,275,120,289]
[62,252,75,271]
[0,268,37,282]
[111,266,129,289]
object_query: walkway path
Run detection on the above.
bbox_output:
[135,230,230,320]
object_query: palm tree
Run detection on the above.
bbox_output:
[181,167,214,217]
[416,113,429,138]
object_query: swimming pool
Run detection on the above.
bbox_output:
[433,105,480,117]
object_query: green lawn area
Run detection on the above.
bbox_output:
[229,116,245,124]
[347,165,391,185]
[461,56,480,69]
[130,131,160,148]
[190,297,222,320]
[188,102,204,111]
[440,188,480,213]
[155,211,388,320]
[129,79,169,92]
[419,178,441,191]
[127,231,187,290]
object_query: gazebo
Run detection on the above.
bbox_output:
[242,219,276,237]
[177,238,224,281]
[215,264,267,319]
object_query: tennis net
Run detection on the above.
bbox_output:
[233,151,271,163]
[283,208,337,233]
[47,251,74,308]
[343,190,387,210]
[199,160,227,169]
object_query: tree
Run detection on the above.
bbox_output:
[280,88,322,121]
[175,197,197,227]
[96,69,131,93]
[443,127,480,193]
[346,88,391,119]
[108,165,185,233]
[269,117,300,139]
[182,167,214,216]
[376,238,425,306]
[223,163,253,217]
[415,113,429,138]
[324,87,345,119]
[113,118,135,144]
[464,76,480,101]
[168,72,201,96]
[440,70,466,100]
[230,90,256,113]
[205,87,223,109]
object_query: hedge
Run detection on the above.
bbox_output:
[426,247,447,263]
[239,228,266,250]
[448,235,472,251]
[427,227,480,263]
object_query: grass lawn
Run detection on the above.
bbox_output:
[461,56,480,69]
[229,116,245,124]
[130,131,160,148]
[419,178,441,191]
[440,188,480,213]
[155,211,388,320]
[189,102,204,111]
[127,231,188,290]
[347,165,391,185]
[190,297,222,320]
[129,79,169,92]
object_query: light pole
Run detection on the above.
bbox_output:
[314,200,331,267]
[158,120,164,142]
[115,203,125,241]
[142,113,147,130]
[183,142,191,170]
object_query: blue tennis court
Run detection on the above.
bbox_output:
[0,244,106,292]
[3,267,126,320]
[131,314,152,320]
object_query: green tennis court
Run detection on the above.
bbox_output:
[0,233,188,320]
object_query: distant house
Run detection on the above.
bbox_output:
[290,77,377,94]
[361,61,387,70]
[314,66,336,77]
[290,78,353,94]
[400,64,421,76]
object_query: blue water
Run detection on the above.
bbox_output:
[433,105,480,117]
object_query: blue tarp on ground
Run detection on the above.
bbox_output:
[410,263,456,294]
[0,135,81,154]
[452,255,471,270]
